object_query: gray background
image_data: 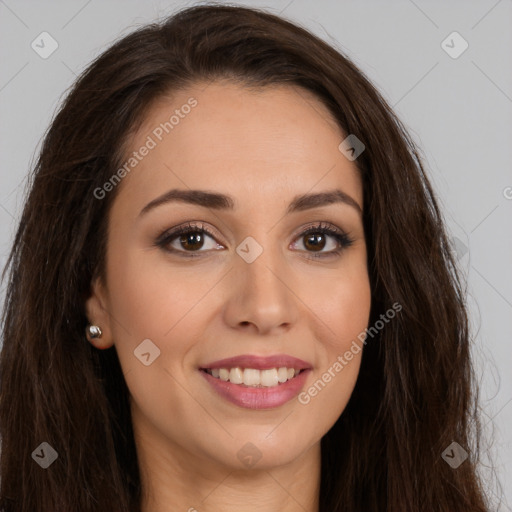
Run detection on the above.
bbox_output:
[1,0,511,507]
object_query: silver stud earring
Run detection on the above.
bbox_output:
[86,325,103,339]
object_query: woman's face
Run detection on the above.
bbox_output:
[86,81,371,473]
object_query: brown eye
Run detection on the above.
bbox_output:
[156,222,224,257]
[178,232,205,251]
[291,222,354,259]
[303,232,327,252]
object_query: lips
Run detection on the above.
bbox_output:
[199,354,312,409]
[200,354,312,371]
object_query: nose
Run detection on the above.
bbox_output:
[223,246,299,335]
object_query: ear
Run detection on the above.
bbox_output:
[84,276,115,350]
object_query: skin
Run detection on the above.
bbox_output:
[85,80,371,512]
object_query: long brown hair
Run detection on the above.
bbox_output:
[0,4,490,511]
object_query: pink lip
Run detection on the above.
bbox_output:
[200,368,311,409]
[200,354,312,371]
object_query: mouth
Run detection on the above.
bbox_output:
[200,366,307,388]
[198,354,312,409]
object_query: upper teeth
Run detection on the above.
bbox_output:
[205,367,299,387]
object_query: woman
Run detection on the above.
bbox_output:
[0,4,490,511]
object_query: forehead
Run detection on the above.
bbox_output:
[115,80,362,213]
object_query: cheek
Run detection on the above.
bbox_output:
[305,259,371,350]
[296,352,362,443]
[105,248,220,341]
[295,265,370,431]
[103,247,228,393]
[104,252,217,434]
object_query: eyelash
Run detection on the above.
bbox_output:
[154,221,354,260]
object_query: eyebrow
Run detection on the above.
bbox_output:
[139,188,362,217]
